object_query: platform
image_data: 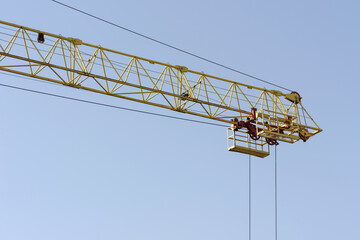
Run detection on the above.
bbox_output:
[227,128,270,158]
[228,145,270,158]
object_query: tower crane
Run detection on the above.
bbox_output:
[0,20,322,157]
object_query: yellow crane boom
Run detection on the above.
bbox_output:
[0,20,322,157]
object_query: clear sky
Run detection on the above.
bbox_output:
[0,0,359,240]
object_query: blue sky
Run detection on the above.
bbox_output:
[0,0,359,240]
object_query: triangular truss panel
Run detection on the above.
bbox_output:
[0,20,322,157]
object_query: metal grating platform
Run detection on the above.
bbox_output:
[228,145,270,158]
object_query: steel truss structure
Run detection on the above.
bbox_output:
[0,20,322,157]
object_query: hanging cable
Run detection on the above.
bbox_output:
[50,0,293,92]
[275,145,278,240]
[0,82,228,128]
[249,154,252,240]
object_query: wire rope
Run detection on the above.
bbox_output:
[0,80,228,128]
[249,154,252,240]
[275,145,278,240]
[0,71,221,120]
[50,0,293,92]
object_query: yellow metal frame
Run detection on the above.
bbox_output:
[0,20,322,156]
[227,128,269,158]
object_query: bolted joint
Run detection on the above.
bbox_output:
[174,65,188,72]
[68,37,83,45]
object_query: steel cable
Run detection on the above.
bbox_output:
[51,0,293,92]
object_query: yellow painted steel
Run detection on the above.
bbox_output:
[0,20,322,156]
[227,128,270,158]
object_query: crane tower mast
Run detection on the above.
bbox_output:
[0,20,321,157]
